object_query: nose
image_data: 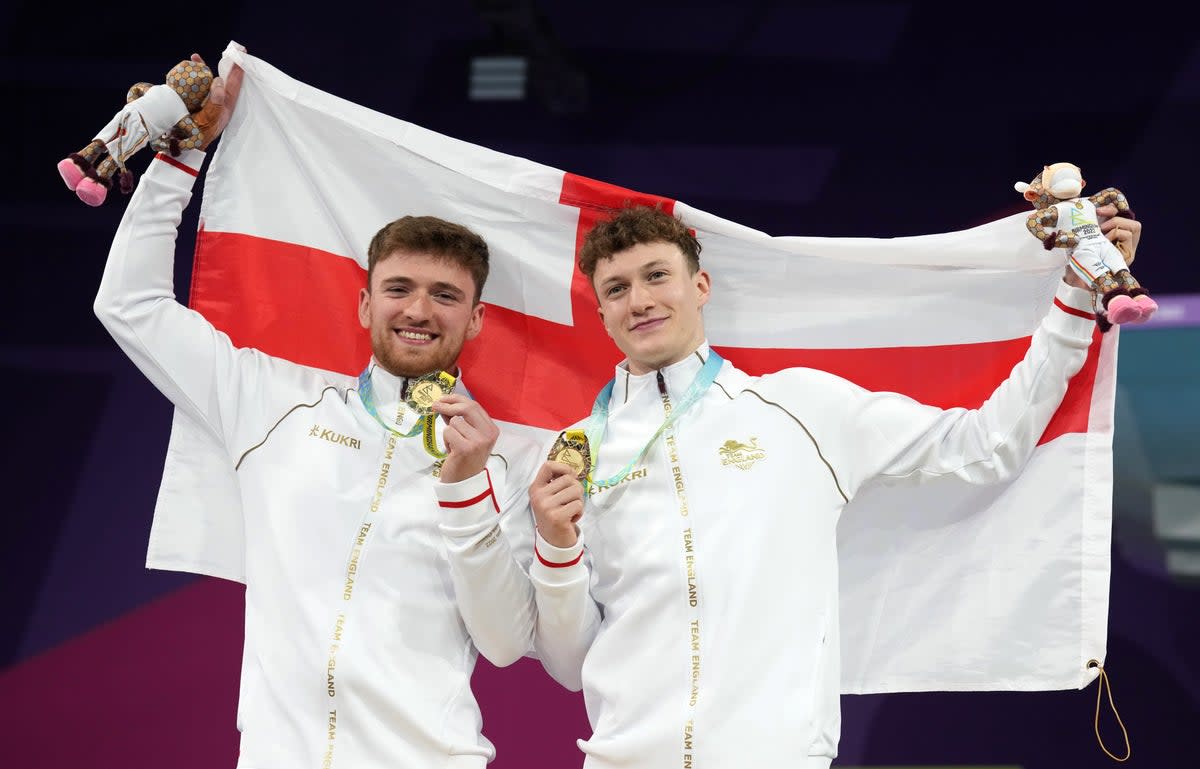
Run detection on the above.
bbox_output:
[628,281,654,313]
[403,290,434,321]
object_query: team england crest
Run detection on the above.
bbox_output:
[718,437,766,471]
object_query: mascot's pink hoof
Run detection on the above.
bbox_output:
[1105,295,1141,325]
[1132,295,1158,322]
[75,178,108,207]
[57,158,86,191]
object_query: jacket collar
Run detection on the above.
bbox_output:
[610,342,713,406]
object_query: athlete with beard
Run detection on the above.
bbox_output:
[93,53,566,769]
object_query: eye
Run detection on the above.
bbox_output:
[648,270,668,281]
[434,291,459,303]
[606,284,626,297]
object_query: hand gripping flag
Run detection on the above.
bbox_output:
[148,42,1114,694]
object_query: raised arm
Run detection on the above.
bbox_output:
[825,279,1099,498]
[93,56,256,445]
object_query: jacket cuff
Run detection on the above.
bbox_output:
[149,149,206,189]
[1046,280,1098,342]
[531,530,586,586]
[434,468,500,527]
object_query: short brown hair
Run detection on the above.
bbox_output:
[367,216,490,302]
[578,206,701,281]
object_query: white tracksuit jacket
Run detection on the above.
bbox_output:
[94,150,557,768]
[531,284,1098,769]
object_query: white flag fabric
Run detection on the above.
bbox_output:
[146,42,1114,694]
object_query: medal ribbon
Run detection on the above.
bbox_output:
[583,349,724,496]
[357,365,449,459]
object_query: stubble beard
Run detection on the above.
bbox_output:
[371,327,465,379]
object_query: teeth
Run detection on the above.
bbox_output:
[398,330,433,340]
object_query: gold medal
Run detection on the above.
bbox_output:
[405,371,456,416]
[548,429,591,481]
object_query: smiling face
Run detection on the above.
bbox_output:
[357,251,485,378]
[592,241,711,374]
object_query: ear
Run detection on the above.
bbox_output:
[357,287,371,329]
[1024,188,1041,202]
[464,301,486,341]
[694,269,712,309]
[596,304,615,340]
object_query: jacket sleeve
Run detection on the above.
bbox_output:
[436,434,601,690]
[435,451,538,668]
[827,280,1099,498]
[528,524,601,692]
[93,150,290,452]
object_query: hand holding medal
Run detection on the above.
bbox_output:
[529,431,590,549]
[358,368,477,464]
[430,386,500,484]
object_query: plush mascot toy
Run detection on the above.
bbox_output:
[1016,162,1156,329]
[56,59,216,206]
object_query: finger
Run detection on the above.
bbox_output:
[547,482,584,510]
[540,499,585,529]
[544,461,578,479]
[533,461,561,486]
[441,422,466,451]
[208,76,227,107]
[1095,204,1118,219]
[431,396,479,426]
[432,397,486,422]
[1104,229,1136,257]
[447,415,482,446]
[533,473,576,503]
[223,64,245,111]
[432,400,455,425]
[547,473,582,498]
[447,409,496,445]
[455,403,495,436]
[1120,220,1142,237]
[1099,216,1131,232]
[554,470,585,494]
[534,461,574,485]
[191,53,205,65]
[191,87,225,139]
[432,394,469,410]
[545,500,584,526]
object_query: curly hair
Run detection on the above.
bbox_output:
[578,205,701,280]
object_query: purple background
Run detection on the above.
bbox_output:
[3,3,1198,767]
